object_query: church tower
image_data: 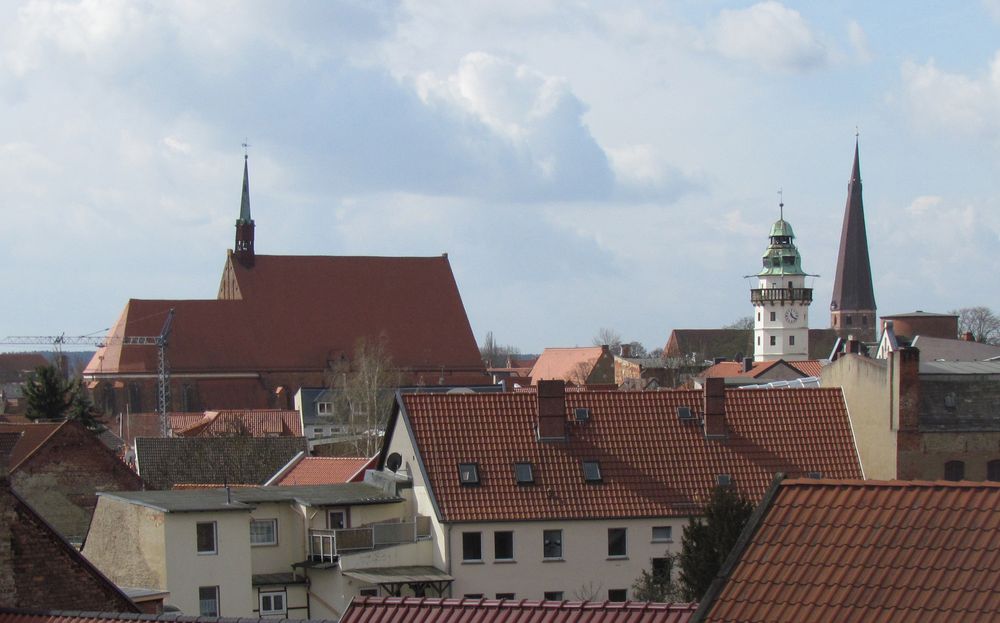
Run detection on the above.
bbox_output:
[830,140,876,341]
[751,203,812,361]
[234,154,255,268]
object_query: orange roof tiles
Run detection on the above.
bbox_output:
[787,360,822,377]
[699,479,1000,623]
[342,598,697,623]
[530,347,606,384]
[394,388,861,522]
[176,409,303,437]
[275,456,374,485]
[700,360,823,380]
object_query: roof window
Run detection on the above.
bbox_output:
[514,462,534,485]
[717,473,732,486]
[458,463,480,486]
[582,460,602,483]
[677,406,693,420]
[574,407,590,422]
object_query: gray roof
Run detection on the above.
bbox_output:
[99,482,402,513]
[912,336,1000,363]
[135,436,308,489]
[920,361,1000,375]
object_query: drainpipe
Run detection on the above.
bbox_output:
[445,524,453,597]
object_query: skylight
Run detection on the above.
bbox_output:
[574,407,590,422]
[458,463,480,486]
[514,462,534,485]
[582,460,602,483]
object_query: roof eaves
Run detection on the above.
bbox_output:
[690,472,786,623]
[397,395,444,523]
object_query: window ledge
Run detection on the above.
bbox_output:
[651,540,674,544]
[606,556,629,561]
[494,559,517,564]
[461,560,484,565]
[542,558,565,563]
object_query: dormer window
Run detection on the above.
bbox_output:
[717,473,732,486]
[317,402,334,415]
[458,463,480,486]
[574,408,590,422]
[514,462,534,485]
[582,461,602,483]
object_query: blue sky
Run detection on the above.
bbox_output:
[2,1,999,353]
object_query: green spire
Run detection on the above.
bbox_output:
[757,208,806,277]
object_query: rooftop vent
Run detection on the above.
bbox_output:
[574,407,590,422]
[458,463,480,486]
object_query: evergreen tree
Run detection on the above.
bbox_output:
[23,364,101,429]
[677,485,754,601]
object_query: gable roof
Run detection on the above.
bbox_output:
[176,409,303,437]
[135,436,308,489]
[698,360,822,382]
[85,255,487,385]
[342,598,696,623]
[0,422,64,471]
[529,347,607,384]
[696,479,1000,623]
[271,456,374,485]
[664,330,837,362]
[388,388,861,522]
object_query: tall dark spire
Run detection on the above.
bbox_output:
[234,153,255,268]
[830,139,876,339]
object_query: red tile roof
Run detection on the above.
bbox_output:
[787,360,822,377]
[700,360,823,380]
[699,479,1000,623]
[176,409,303,437]
[0,422,64,470]
[392,388,861,522]
[342,598,696,623]
[530,347,606,384]
[84,255,487,385]
[274,456,374,485]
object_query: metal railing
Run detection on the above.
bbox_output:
[307,515,432,559]
[750,287,812,305]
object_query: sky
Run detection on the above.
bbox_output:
[2,1,999,354]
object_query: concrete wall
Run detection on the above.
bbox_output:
[83,496,167,590]
[447,517,687,600]
[820,354,893,479]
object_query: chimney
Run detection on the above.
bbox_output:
[962,331,975,342]
[620,344,632,358]
[713,357,726,365]
[537,380,567,441]
[703,377,727,439]
[894,346,921,433]
[742,357,754,373]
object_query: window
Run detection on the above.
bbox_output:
[607,528,627,558]
[462,532,483,562]
[608,589,627,602]
[574,408,590,422]
[317,401,334,415]
[514,462,534,485]
[543,529,563,559]
[944,460,965,481]
[313,427,325,438]
[988,460,1000,482]
[359,587,379,597]
[494,531,514,561]
[652,526,672,542]
[544,591,564,601]
[582,460,602,483]
[789,335,795,346]
[196,522,217,555]
[259,590,286,616]
[328,510,346,530]
[769,311,776,322]
[757,336,760,345]
[496,593,515,600]
[652,557,672,580]
[757,312,761,321]
[769,335,776,346]
[464,594,484,599]
[846,315,853,326]
[250,519,277,546]
[787,280,793,288]
[199,586,219,616]
[717,473,732,486]
[459,463,480,486]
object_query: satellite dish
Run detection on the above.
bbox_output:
[386,452,402,473]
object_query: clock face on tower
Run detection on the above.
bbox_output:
[784,308,799,324]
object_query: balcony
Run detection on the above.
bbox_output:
[750,287,812,305]
[307,516,432,563]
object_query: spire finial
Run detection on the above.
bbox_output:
[242,139,250,161]
[778,187,784,221]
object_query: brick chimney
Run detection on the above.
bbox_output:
[537,380,567,441]
[620,344,631,358]
[962,331,975,342]
[894,346,921,433]
[742,357,754,373]
[703,377,727,439]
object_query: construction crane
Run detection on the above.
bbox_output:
[2,308,176,436]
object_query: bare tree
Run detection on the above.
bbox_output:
[952,307,1000,344]
[480,331,522,368]
[723,316,754,330]
[572,580,603,601]
[593,327,622,349]
[567,361,593,386]
[330,334,403,457]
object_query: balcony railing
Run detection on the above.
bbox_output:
[307,516,432,561]
[750,287,812,305]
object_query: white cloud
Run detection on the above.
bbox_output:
[847,20,872,63]
[708,2,828,72]
[901,53,1000,137]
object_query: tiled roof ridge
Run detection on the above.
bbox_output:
[352,597,696,610]
[0,607,334,623]
[783,477,1000,489]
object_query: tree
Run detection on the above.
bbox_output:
[23,364,100,429]
[593,327,622,349]
[631,556,681,602]
[723,316,754,330]
[623,341,647,358]
[677,485,754,601]
[952,306,1000,344]
[479,331,521,368]
[329,334,403,457]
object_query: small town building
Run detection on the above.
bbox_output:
[529,346,616,386]
[134,436,307,489]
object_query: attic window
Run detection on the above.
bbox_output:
[807,471,823,479]
[677,406,693,420]
[458,463,480,486]
[582,461,602,483]
[717,474,732,486]
[574,408,590,422]
[514,462,534,485]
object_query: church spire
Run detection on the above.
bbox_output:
[234,150,255,268]
[830,138,876,340]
